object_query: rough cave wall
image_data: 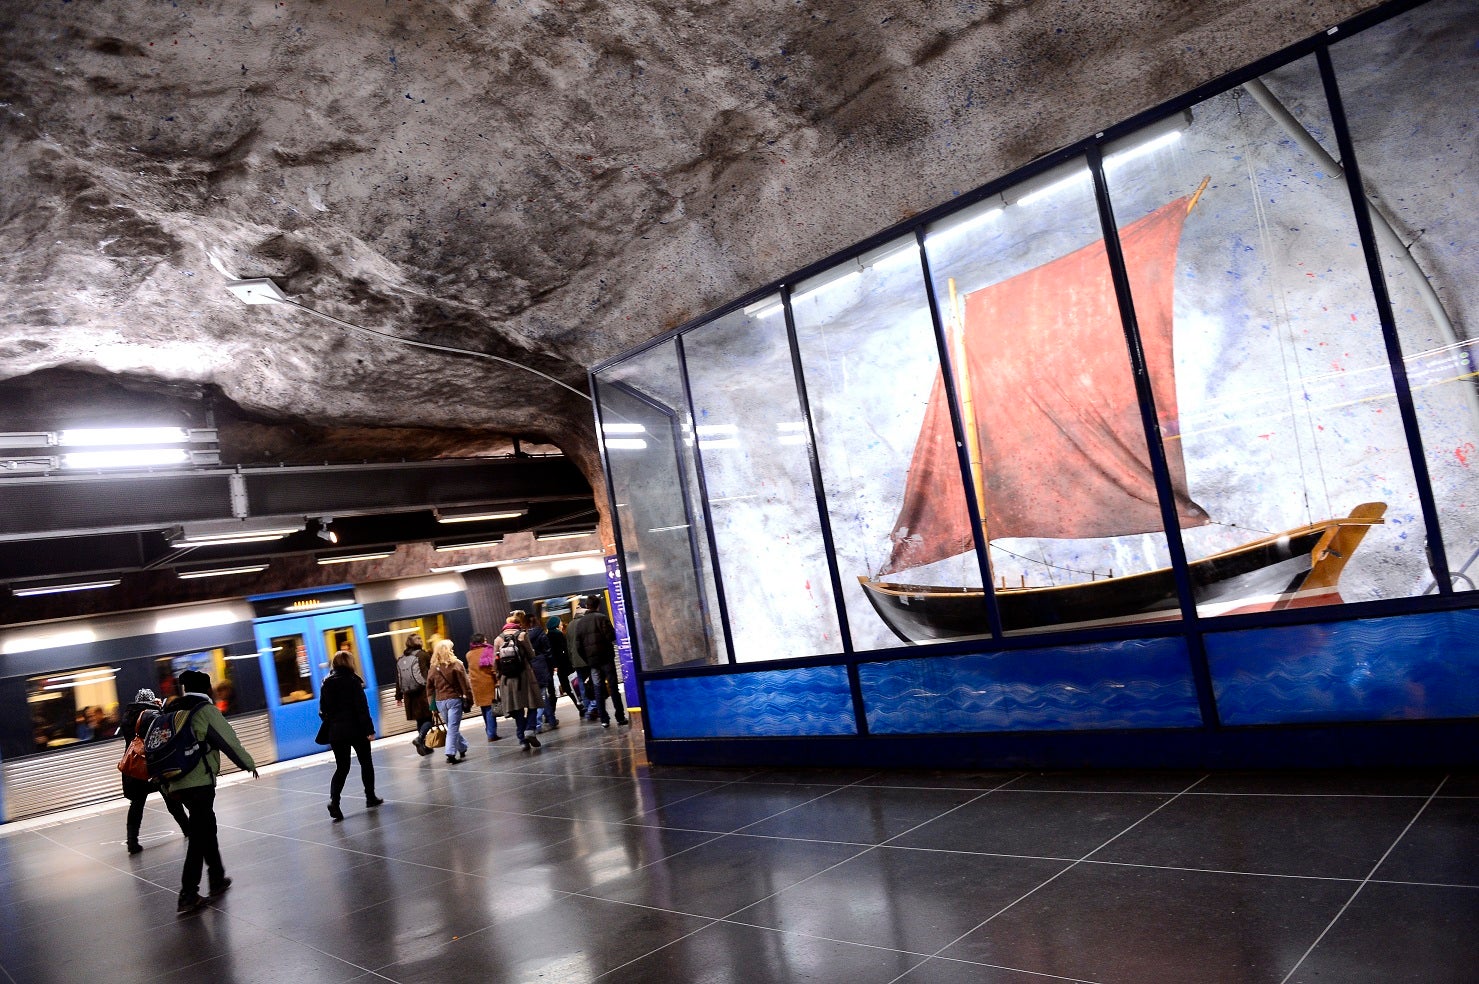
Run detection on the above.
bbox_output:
[0,0,1385,615]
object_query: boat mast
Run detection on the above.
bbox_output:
[947,277,990,543]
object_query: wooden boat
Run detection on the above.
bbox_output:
[858,188,1385,642]
[860,502,1385,641]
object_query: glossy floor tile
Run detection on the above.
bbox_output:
[1,723,1474,984]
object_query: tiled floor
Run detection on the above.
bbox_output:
[1,721,1475,984]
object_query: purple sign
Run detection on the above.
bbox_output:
[604,554,638,707]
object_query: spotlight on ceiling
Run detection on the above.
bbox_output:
[316,517,338,544]
[435,505,528,524]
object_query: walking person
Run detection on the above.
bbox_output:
[159,669,259,915]
[119,688,189,854]
[393,633,434,756]
[545,615,581,717]
[525,615,558,731]
[318,650,382,821]
[427,639,473,764]
[495,612,543,749]
[466,632,503,742]
[570,598,629,728]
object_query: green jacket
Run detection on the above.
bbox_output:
[160,694,256,793]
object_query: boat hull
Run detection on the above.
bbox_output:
[859,507,1386,642]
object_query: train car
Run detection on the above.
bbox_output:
[0,569,608,823]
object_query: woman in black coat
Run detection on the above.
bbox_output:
[319,651,382,821]
[120,688,189,854]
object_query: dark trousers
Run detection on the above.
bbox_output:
[329,737,375,804]
[174,785,225,896]
[589,660,627,724]
[124,779,188,847]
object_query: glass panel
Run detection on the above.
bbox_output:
[323,625,364,684]
[791,236,987,648]
[1102,53,1427,617]
[682,299,845,661]
[1332,0,1479,594]
[923,158,1179,635]
[26,665,120,749]
[595,340,724,669]
[154,648,232,709]
[270,633,314,703]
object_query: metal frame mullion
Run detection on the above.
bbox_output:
[1315,44,1453,595]
[674,333,740,665]
[1086,145,1220,728]
[778,283,867,735]
[587,372,652,727]
[915,228,1005,640]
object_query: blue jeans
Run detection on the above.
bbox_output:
[589,661,627,724]
[480,705,500,739]
[442,700,468,757]
[511,708,537,741]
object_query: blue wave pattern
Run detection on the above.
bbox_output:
[1208,609,1479,725]
[645,666,858,739]
[859,637,1202,734]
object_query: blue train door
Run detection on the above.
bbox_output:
[253,607,377,760]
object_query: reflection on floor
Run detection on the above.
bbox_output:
[1,719,1475,983]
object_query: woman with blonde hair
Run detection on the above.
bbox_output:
[427,638,474,764]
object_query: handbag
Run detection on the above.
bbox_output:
[424,710,447,749]
[117,735,150,781]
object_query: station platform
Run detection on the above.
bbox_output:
[1,719,1474,983]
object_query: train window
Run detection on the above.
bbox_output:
[323,624,365,685]
[154,648,235,712]
[26,666,121,751]
[380,614,448,653]
[269,632,315,703]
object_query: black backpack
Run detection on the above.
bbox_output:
[496,632,526,677]
[143,701,209,783]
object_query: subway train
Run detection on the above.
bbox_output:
[0,568,608,823]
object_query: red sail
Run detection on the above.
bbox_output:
[883,197,1209,575]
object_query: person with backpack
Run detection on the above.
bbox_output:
[152,669,259,915]
[570,598,629,729]
[524,615,558,732]
[466,632,503,742]
[318,650,382,821]
[393,633,434,756]
[119,688,189,855]
[426,638,474,764]
[496,611,543,749]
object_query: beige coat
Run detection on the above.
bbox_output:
[493,628,542,712]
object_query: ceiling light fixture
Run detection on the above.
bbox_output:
[435,506,528,524]
[433,536,505,552]
[176,564,270,580]
[316,550,394,566]
[11,578,122,598]
[534,529,596,541]
[171,519,303,547]
[316,517,338,544]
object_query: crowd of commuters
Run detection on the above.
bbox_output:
[118,599,627,918]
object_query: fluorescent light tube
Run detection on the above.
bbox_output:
[12,579,121,597]
[177,564,269,580]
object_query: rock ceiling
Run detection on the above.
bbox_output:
[0,0,1379,616]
